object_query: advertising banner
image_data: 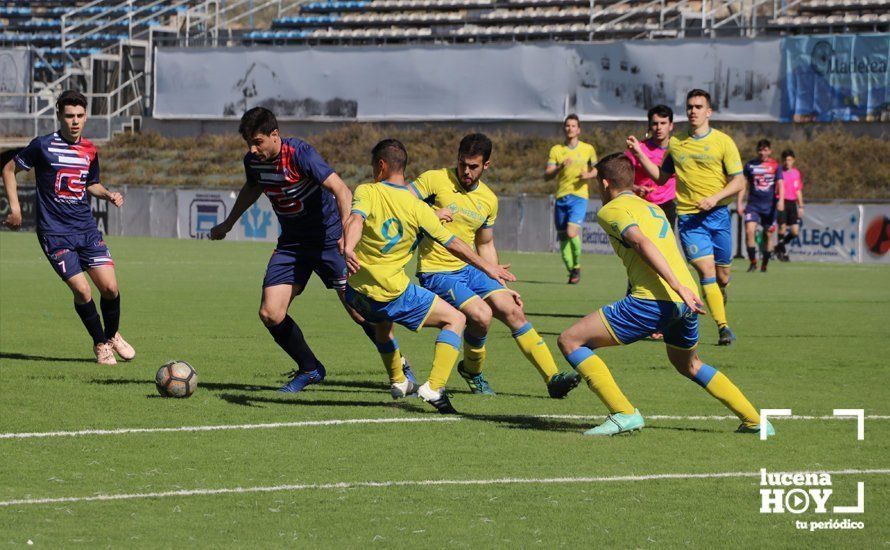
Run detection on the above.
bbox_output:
[781,34,890,122]
[860,204,890,264]
[175,189,280,242]
[783,204,862,263]
[155,39,782,121]
[0,47,30,113]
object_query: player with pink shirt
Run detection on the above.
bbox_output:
[775,149,805,262]
[625,105,678,228]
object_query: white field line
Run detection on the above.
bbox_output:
[2,469,888,508]
[0,417,460,440]
[537,414,890,421]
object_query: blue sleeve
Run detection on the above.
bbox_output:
[743,161,752,181]
[295,141,335,185]
[86,152,100,184]
[13,138,41,171]
[775,166,784,181]
[661,153,675,175]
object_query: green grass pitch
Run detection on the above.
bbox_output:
[1,231,888,547]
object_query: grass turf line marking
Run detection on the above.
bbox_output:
[2,469,888,508]
[537,414,890,421]
[0,417,460,440]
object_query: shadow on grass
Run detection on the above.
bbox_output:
[524,312,585,319]
[1,352,90,364]
[218,392,429,413]
[514,280,562,286]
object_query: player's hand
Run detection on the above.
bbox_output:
[107,192,124,207]
[3,209,22,231]
[633,185,650,197]
[436,208,453,223]
[777,201,785,212]
[677,286,706,315]
[798,206,804,216]
[698,196,718,211]
[626,135,643,156]
[209,222,230,240]
[506,288,524,308]
[486,263,516,286]
[337,235,345,255]
[344,249,361,275]
[562,158,574,168]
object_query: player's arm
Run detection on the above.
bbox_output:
[209,182,263,240]
[736,179,747,215]
[86,183,124,207]
[321,172,353,251]
[622,226,704,314]
[2,158,24,230]
[474,227,499,266]
[445,237,515,286]
[699,173,744,211]
[342,212,365,275]
[776,175,785,212]
[580,151,598,180]
[797,187,804,214]
[626,136,671,185]
[544,146,563,180]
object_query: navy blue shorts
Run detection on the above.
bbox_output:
[345,283,437,332]
[745,206,776,228]
[418,265,507,309]
[600,295,699,350]
[678,206,733,267]
[38,230,113,281]
[263,244,347,290]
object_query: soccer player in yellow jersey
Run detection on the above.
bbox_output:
[413,134,582,398]
[627,89,745,346]
[545,114,597,284]
[557,153,773,437]
[343,139,515,414]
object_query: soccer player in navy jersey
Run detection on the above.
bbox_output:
[738,139,782,273]
[210,107,406,393]
[2,90,135,365]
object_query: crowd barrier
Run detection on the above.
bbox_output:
[1,186,888,264]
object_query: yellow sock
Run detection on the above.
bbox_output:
[512,323,559,382]
[564,347,634,414]
[462,332,487,375]
[693,364,759,427]
[428,330,461,390]
[702,280,728,328]
[376,339,404,383]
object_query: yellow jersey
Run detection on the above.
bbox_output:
[597,192,699,303]
[412,168,498,274]
[663,128,743,215]
[348,181,456,302]
[548,141,597,199]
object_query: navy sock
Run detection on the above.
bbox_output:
[747,246,756,262]
[781,233,794,245]
[100,294,121,340]
[763,250,771,267]
[267,315,318,372]
[74,300,106,345]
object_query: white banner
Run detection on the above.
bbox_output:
[580,199,613,255]
[860,204,890,264]
[154,40,781,121]
[0,47,30,113]
[175,189,280,242]
[784,204,863,263]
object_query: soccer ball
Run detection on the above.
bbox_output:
[155,360,198,398]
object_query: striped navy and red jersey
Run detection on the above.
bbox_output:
[14,132,100,235]
[243,137,340,247]
[743,157,783,212]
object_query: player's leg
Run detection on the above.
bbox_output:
[87,264,135,361]
[485,287,580,398]
[744,217,759,271]
[711,208,736,342]
[557,308,634,418]
[760,211,777,272]
[664,344,769,435]
[416,291,467,413]
[564,196,585,283]
[554,198,574,276]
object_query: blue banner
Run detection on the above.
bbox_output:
[782,34,889,122]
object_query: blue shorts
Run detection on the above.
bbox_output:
[38,230,113,281]
[345,283,437,332]
[678,206,733,267]
[744,206,776,228]
[554,195,588,232]
[417,265,507,309]
[263,243,347,290]
[600,295,699,350]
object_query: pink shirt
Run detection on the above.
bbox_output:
[778,167,803,201]
[625,139,677,205]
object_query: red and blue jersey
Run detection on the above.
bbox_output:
[743,157,782,212]
[14,132,100,235]
[244,137,339,247]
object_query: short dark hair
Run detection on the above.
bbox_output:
[595,152,634,190]
[647,104,673,122]
[686,89,712,107]
[757,139,771,149]
[56,90,87,113]
[458,133,493,163]
[564,113,580,125]
[371,138,408,173]
[239,107,278,141]
[781,149,795,159]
